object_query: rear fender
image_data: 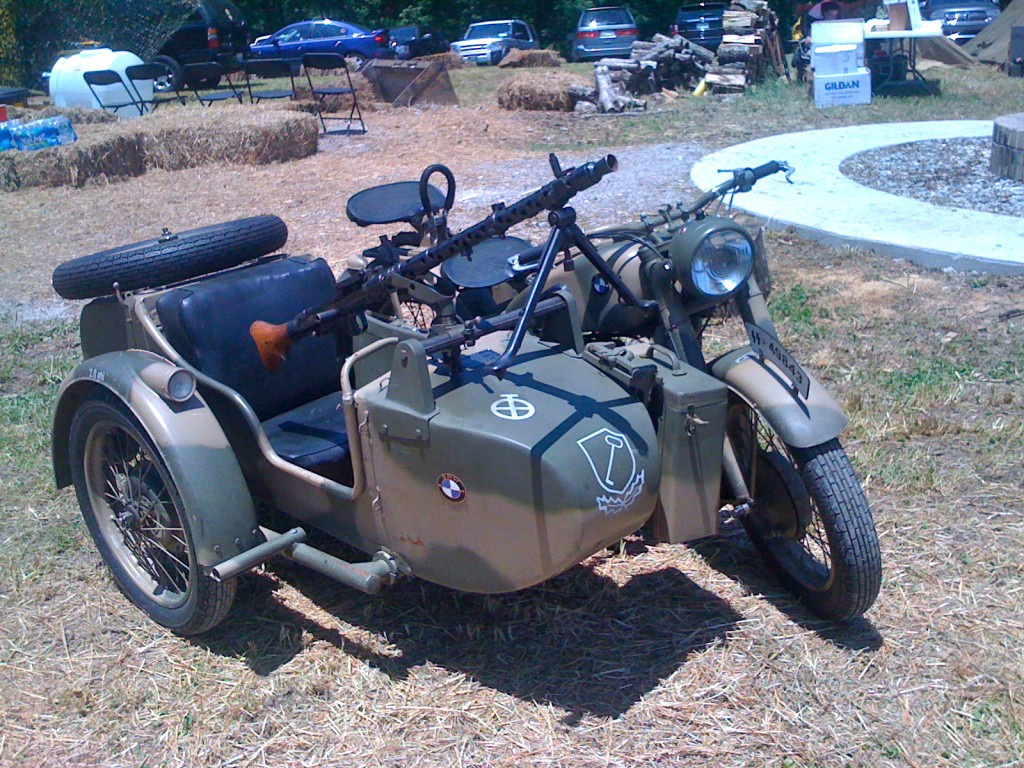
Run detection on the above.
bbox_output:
[711,347,847,448]
[52,350,260,567]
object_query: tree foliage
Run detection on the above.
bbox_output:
[4,0,803,90]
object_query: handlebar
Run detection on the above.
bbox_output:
[590,160,792,238]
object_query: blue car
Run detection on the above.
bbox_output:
[248,19,392,67]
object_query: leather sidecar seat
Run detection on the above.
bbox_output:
[156,256,352,475]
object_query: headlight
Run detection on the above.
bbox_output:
[670,217,755,298]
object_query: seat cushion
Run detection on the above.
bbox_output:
[156,256,342,421]
[262,391,350,469]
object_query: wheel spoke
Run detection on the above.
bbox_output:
[93,423,192,597]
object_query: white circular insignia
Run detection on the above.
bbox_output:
[490,394,535,421]
[437,473,467,502]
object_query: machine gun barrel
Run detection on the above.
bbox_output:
[251,155,618,372]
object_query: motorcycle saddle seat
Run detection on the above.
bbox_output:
[346,181,447,227]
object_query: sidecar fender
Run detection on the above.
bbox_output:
[711,347,848,448]
[52,350,260,568]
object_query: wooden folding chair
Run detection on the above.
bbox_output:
[125,62,186,112]
[83,70,142,117]
[301,53,366,135]
[242,59,297,104]
[182,62,243,106]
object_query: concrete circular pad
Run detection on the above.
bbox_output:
[691,121,1024,275]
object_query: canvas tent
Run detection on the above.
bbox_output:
[964,0,1023,63]
[918,34,985,65]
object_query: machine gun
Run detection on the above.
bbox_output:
[251,154,619,373]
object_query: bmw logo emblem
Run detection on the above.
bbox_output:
[437,473,467,503]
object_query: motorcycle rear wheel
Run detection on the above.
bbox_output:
[726,396,881,621]
[69,393,236,635]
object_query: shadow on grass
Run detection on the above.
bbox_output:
[690,520,884,653]
[194,544,742,721]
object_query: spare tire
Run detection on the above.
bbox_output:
[52,216,288,300]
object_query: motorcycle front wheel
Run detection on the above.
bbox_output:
[725,396,881,621]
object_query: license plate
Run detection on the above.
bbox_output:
[396,44,409,55]
[697,21,710,31]
[745,323,811,399]
[601,31,616,38]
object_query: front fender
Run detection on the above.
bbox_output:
[711,347,848,448]
[52,350,260,567]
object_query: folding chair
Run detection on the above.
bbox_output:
[182,62,243,106]
[83,70,142,117]
[242,58,297,104]
[124,62,186,112]
[301,53,366,135]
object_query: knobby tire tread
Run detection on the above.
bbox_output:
[52,215,287,300]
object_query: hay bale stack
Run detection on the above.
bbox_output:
[1,105,319,192]
[496,71,587,111]
[418,52,465,68]
[497,49,565,68]
[141,105,319,170]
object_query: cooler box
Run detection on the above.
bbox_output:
[812,43,865,75]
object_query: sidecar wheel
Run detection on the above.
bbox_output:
[52,215,288,300]
[726,397,881,621]
[69,393,236,635]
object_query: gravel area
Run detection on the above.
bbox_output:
[840,138,1024,218]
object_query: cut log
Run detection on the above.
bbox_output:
[723,11,759,34]
[594,64,646,112]
[705,71,747,92]
[717,43,763,64]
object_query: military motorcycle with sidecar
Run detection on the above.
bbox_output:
[50,155,879,638]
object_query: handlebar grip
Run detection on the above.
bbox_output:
[751,160,782,181]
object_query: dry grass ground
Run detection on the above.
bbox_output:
[0,70,1022,767]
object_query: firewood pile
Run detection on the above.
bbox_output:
[570,0,789,114]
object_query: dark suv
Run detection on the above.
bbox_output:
[390,25,449,59]
[670,3,726,52]
[154,0,249,88]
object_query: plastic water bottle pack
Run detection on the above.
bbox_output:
[6,116,78,151]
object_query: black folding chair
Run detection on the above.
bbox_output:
[182,62,243,106]
[124,62,186,112]
[83,70,142,116]
[301,53,366,135]
[242,58,297,104]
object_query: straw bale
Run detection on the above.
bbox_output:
[496,71,587,111]
[417,52,466,68]
[5,105,118,125]
[139,105,318,170]
[0,105,318,191]
[497,48,565,68]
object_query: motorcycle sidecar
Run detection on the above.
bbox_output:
[51,248,663,633]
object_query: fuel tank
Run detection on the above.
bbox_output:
[540,239,658,337]
[357,333,660,592]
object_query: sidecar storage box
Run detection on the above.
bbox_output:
[583,342,727,543]
[651,352,728,543]
[356,334,661,594]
